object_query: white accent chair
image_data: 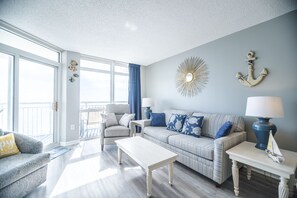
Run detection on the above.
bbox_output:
[99,104,133,151]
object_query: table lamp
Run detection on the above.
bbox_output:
[245,96,284,150]
[142,98,154,119]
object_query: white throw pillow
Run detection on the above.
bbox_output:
[119,113,135,127]
[101,113,118,127]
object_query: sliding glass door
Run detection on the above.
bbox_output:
[18,59,57,145]
[0,52,13,131]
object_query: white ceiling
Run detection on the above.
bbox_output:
[0,1,296,66]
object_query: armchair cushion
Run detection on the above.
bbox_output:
[0,153,50,189]
[119,113,135,127]
[104,126,130,137]
[0,133,20,158]
[101,113,118,127]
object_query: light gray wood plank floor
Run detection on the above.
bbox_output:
[25,138,296,198]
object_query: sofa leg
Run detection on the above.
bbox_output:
[215,183,221,188]
[101,144,104,151]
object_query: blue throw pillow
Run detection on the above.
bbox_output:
[150,113,166,127]
[181,116,204,137]
[215,121,233,139]
[167,114,187,132]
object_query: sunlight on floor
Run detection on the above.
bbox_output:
[50,155,118,197]
[69,142,84,160]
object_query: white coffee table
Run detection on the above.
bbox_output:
[226,141,297,198]
[115,137,178,197]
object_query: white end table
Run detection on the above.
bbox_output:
[226,141,297,198]
[130,119,150,136]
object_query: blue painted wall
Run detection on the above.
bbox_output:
[144,10,297,151]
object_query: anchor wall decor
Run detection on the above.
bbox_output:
[236,51,268,87]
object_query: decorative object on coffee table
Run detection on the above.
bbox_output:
[245,96,284,150]
[176,57,208,97]
[236,50,268,87]
[142,98,154,119]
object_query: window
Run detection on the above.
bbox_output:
[0,24,60,147]
[0,52,13,131]
[0,29,60,62]
[79,58,129,139]
[80,58,129,106]
[114,64,129,103]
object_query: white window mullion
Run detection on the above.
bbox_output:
[110,61,115,103]
[13,55,19,132]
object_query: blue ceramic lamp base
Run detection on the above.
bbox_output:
[144,107,152,119]
[252,118,277,150]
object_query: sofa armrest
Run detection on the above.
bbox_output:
[13,132,43,154]
[213,131,247,184]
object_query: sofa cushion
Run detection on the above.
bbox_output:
[0,153,50,189]
[168,134,214,160]
[143,126,179,143]
[167,114,187,132]
[163,109,192,126]
[104,126,130,137]
[192,112,245,138]
[181,116,204,137]
[150,113,166,127]
[215,121,233,139]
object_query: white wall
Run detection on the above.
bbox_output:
[144,11,297,151]
[60,51,80,145]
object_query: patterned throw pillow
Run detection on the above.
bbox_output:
[181,116,204,137]
[0,133,20,158]
[119,113,135,127]
[167,114,187,132]
[150,113,166,127]
[215,121,233,139]
[101,113,118,127]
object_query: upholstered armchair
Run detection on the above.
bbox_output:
[99,104,134,151]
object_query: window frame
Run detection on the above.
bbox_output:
[80,55,129,104]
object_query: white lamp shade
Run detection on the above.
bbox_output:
[245,96,284,118]
[142,98,154,107]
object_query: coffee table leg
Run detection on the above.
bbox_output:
[168,163,174,185]
[232,160,239,196]
[279,177,289,198]
[118,147,122,164]
[147,170,152,197]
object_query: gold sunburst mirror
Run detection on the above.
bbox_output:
[176,57,208,97]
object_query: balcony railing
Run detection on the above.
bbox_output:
[0,102,54,145]
[79,102,106,139]
[0,102,111,143]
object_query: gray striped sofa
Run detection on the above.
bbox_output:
[141,109,246,185]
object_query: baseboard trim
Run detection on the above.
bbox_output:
[60,139,80,146]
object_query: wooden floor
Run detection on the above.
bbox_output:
[25,138,296,198]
